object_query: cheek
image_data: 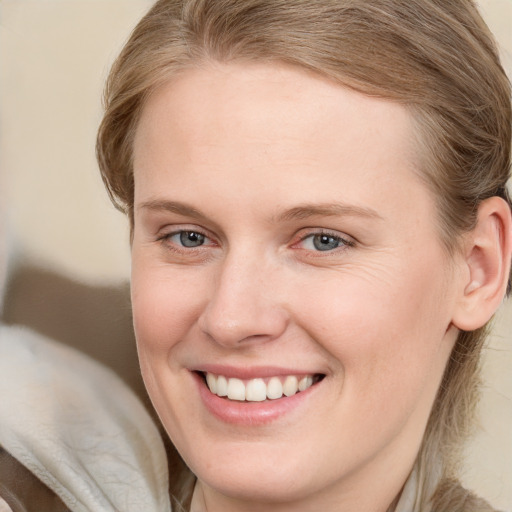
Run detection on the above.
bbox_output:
[130,258,204,432]
[131,258,206,353]
[293,255,453,408]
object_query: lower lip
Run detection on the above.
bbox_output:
[193,372,319,426]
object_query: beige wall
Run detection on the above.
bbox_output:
[1,0,149,283]
[1,1,511,509]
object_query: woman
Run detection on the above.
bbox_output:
[0,0,510,511]
[95,0,512,510]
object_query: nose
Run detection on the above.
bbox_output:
[198,252,289,348]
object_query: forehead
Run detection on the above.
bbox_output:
[135,62,415,159]
[133,62,426,218]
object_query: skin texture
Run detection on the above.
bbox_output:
[130,62,474,512]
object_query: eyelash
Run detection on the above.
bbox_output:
[293,230,354,254]
[156,228,354,256]
[157,229,216,253]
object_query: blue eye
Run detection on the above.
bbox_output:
[177,231,206,247]
[158,228,216,259]
[299,232,350,252]
[312,234,341,251]
[162,230,208,248]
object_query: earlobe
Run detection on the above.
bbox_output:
[452,196,512,331]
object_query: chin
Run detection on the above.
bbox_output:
[195,459,317,505]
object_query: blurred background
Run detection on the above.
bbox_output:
[0,0,511,509]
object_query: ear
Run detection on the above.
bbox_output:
[451,196,512,331]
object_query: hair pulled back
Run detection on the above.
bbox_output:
[97,1,511,508]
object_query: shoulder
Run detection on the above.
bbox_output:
[432,478,500,512]
[0,324,171,512]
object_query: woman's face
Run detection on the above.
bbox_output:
[131,63,462,509]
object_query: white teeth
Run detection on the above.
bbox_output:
[227,378,246,401]
[216,375,228,397]
[298,375,313,392]
[204,372,316,401]
[266,377,283,400]
[283,375,299,397]
[245,378,267,402]
[206,373,217,394]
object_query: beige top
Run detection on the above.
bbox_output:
[0,325,171,512]
[0,497,12,512]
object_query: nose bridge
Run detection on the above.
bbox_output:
[199,247,287,347]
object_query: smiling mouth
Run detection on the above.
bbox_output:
[198,372,325,402]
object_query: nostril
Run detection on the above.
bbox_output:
[198,287,290,348]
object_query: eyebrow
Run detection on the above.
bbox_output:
[139,199,208,220]
[274,203,383,222]
[139,199,383,223]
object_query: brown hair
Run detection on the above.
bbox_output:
[97,0,511,508]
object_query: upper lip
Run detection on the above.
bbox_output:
[192,364,323,380]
